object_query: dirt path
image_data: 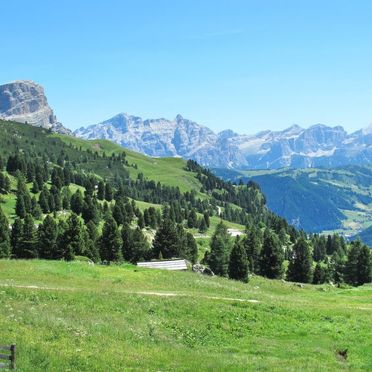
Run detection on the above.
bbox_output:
[0,283,259,303]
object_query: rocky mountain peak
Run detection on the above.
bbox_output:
[0,80,71,134]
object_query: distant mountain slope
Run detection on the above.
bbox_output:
[0,80,71,134]
[214,166,372,234]
[354,225,372,246]
[75,112,372,169]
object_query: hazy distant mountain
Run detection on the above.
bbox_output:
[75,113,372,169]
[0,80,71,135]
[214,165,372,234]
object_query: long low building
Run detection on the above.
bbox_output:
[137,259,188,271]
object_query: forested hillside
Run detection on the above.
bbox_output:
[214,166,372,235]
[0,119,370,288]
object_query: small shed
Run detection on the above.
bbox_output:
[137,259,188,271]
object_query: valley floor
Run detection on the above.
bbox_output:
[0,260,371,371]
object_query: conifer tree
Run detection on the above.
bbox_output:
[287,238,313,283]
[99,217,122,263]
[185,232,198,264]
[20,214,37,258]
[313,262,326,284]
[244,226,262,274]
[105,183,114,201]
[260,228,284,279]
[203,211,210,228]
[228,237,249,282]
[59,213,85,261]
[208,222,231,277]
[152,218,180,259]
[15,194,26,218]
[37,215,58,259]
[10,218,23,258]
[187,209,198,228]
[70,190,84,215]
[85,220,100,262]
[198,216,208,233]
[0,206,10,258]
[97,180,105,200]
[357,244,372,285]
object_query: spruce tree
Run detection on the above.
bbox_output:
[198,217,208,233]
[70,190,84,215]
[0,206,10,258]
[228,237,249,282]
[260,229,284,279]
[37,215,58,259]
[313,262,326,284]
[99,217,123,263]
[59,213,85,260]
[357,244,372,285]
[10,218,23,258]
[20,214,37,258]
[287,238,313,283]
[152,218,180,259]
[244,226,262,274]
[185,232,198,264]
[344,241,361,286]
[85,220,100,262]
[187,209,198,228]
[208,222,231,277]
[97,181,105,200]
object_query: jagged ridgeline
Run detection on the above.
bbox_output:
[0,119,295,255]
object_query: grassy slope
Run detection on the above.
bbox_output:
[54,134,202,193]
[0,260,371,371]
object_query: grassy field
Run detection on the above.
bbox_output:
[0,260,371,371]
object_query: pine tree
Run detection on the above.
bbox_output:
[198,216,208,233]
[185,232,198,264]
[228,237,249,282]
[97,181,105,200]
[39,187,50,213]
[70,190,84,215]
[15,194,26,218]
[20,214,37,258]
[10,218,23,258]
[105,183,114,202]
[203,212,210,228]
[85,220,100,262]
[312,262,326,284]
[99,217,122,263]
[187,209,198,228]
[0,206,10,258]
[345,241,372,286]
[208,222,231,277]
[260,229,284,279]
[31,197,42,220]
[59,213,86,261]
[37,215,58,259]
[357,244,371,285]
[152,218,180,259]
[244,226,262,274]
[287,238,313,283]
[344,241,361,286]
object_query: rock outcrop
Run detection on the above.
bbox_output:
[0,80,71,134]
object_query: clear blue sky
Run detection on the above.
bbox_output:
[1,0,372,133]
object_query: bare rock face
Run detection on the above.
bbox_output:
[0,80,71,134]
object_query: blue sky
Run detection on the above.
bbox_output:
[1,0,372,133]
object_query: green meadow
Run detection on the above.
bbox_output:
[0,260,371,371]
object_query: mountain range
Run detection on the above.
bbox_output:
[1,80,371,170]
[75,112,372,169]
